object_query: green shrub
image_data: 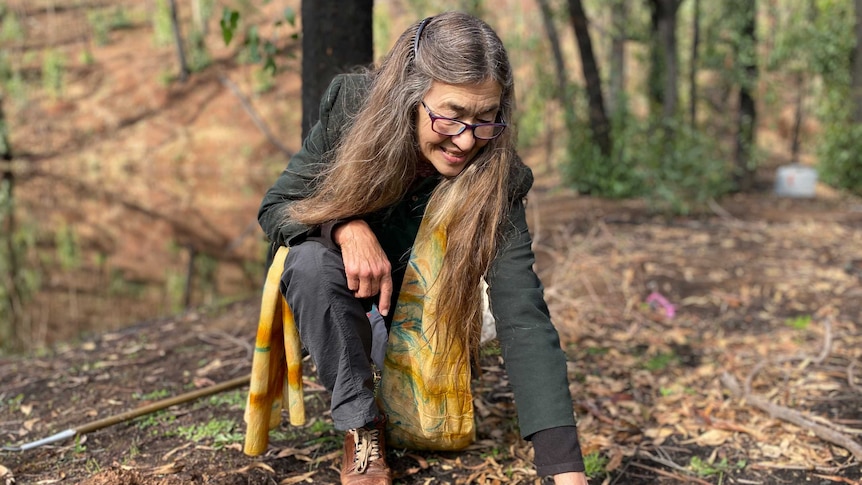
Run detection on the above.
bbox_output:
[816,87,862,196]
[188,30,211,72]
[561,111,644,199]
[0,11,24,42]
[87,10,111,46]
[817,121,862,196]
[563,113,734,214]
[41,50,66,100]
[152,0,173,46]
[637,119,734,215]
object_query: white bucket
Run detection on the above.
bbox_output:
[775,164,818,198]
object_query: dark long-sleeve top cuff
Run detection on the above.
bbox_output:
[529,426,585,476]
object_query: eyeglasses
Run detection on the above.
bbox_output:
[421,101,507,140]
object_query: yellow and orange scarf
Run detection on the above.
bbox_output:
[244,218,474,455]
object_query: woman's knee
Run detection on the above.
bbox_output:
[281,241,346,297]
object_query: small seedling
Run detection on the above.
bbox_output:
[174,418,243,449]
[73,435,87,454]
[785,315,812,330]
[134,389,170,401]
[688,456,746,479]
[207,389,245,409]
[583,451,608,478]
[645,351,678,371]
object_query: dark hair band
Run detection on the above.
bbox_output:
[413,17,432,59]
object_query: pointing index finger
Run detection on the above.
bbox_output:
[378,274,393,317]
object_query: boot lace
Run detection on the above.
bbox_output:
[350,427,381,473]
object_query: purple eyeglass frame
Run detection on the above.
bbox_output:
[421,101,507,140]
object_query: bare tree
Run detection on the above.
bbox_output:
[167,0,189,82]
[567,0,611,157]
[853,0,862,123]
[733,0,758,191]
[609,0,627,115]
[647,0,683,119]
[300,0,373,139]
[1,96,22,349]
[537,0,571,107]
[789,2,816,164]
[689,0,700,127]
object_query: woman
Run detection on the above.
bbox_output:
[258,12,588,485]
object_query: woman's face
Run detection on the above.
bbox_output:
[416,79,503,178]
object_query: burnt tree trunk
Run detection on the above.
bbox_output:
[537,0,576,171]
[167,0,189,82]
[609,0,627,115]
[567,0,611,157]
[300,0,373,139]
[689,0,700,127]
[734,0,758,191]
[853,0,862,123]
[790,73,805,164]
[648,0,683,120]
[1,97,22,348]
[537,0,571,111]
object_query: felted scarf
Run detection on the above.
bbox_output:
[243,216,474,455]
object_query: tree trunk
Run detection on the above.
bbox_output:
[567,0,612,157]
[537,0,576,171]
[790,73,804,164]
[300,0,373,139]
[167,0,189,82]
[734,0,758,191]
[1,97,21,349]
[648,0,682,120]
[537,0,571,109]
[853,0,862,123]
[689,0,700,127]
[609,0,627,115]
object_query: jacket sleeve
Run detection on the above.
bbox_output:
[257,74,359,247]
[486,193,577,439]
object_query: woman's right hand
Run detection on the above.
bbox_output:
[333,219,393,317]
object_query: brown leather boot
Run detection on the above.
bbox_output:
[340,419,391,485]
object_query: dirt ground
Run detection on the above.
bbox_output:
[2,188,862,484]
[2,1,862,484]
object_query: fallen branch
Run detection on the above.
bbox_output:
[721,372,862,462]
[2,375,251,451]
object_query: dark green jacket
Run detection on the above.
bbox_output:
[258,73,575,439]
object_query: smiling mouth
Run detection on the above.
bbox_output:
[441,147,468,162]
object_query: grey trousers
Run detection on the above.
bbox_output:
[279,240,381,431]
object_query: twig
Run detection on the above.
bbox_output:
[579,272,604,312]
[640,448,692,474]
[849,359,861,393]
[218,74,293,157]
[628,462,714,485]
[197,330,254,360]
[812,317,834,365]
[721,372,862,462]
[608,443,640,485]
[744,317,834,394]
[707,197,740,223]
[811,474,859,485]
